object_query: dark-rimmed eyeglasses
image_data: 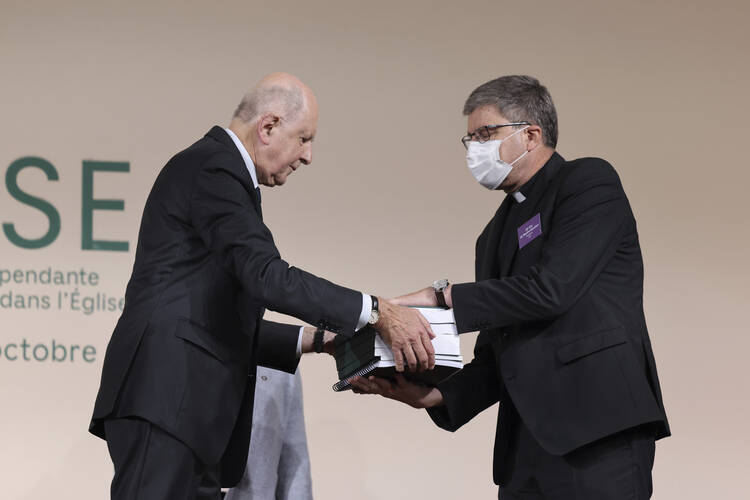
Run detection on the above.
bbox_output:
[461,122,530,150]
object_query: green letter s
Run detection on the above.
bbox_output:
[3,156,61,249]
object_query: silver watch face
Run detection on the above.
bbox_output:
[368,309,379,324]
[433,279,449,292]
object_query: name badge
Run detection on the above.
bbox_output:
[518,213,542,249]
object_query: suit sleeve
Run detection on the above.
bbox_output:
[189,156,362,335]
[427,332,500,431]
[256,320,301,374]
[451,160,630,332]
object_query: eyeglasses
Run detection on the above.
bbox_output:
[460,122,530,149]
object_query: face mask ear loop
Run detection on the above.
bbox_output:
[505,125,529,142]
[506,125,532,166]
[509,150,528,166]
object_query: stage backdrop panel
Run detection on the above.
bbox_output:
[1,1,749,499]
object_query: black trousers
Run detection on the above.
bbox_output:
[499,422,656,500]
[104,417,221,500]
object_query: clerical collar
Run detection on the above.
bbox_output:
[511,191,526,203]
[509,163,549,204]
[223,128,259,189]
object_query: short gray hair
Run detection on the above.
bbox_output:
[463,75,558,148]
[233,85,304,123]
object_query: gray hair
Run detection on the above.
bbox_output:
[463,75,558,148]
[233,85,304,123]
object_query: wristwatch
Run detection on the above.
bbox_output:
[367,296,380,325]
[432,279,449,308]
[313,326,325,353]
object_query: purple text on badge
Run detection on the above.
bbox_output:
[517,213,542,249]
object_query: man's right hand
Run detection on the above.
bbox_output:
[374,299,435,372]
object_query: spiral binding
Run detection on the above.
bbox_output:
[332,358,381,392]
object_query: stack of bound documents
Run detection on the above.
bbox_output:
[332,307,463,392]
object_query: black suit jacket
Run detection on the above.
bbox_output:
[428,153,670,485]
[89,126,362,485]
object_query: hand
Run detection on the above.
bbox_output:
[390,285,453,308]
[322,331,336,356]
[350,374,444,409]
[375,299,436,372]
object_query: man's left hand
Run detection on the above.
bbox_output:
[349,374,444,409]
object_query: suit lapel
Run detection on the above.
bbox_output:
[498,153,565,277]
[497,202,522,277]
[205,126,263,218]
[477,195,513,281]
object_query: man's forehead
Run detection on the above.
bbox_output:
[304,114,317,138]
[300,116,317,136]
[291,108,317,133]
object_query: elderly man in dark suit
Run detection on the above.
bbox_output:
[89,72,435,500]
[353,75,670,499]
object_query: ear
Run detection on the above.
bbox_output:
[256,114,280,146]
[525,124,544,151]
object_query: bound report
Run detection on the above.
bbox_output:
[332,306,463,392]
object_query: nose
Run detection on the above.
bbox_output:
[300,142,312,166]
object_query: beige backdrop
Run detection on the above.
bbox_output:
[1,0,748,498]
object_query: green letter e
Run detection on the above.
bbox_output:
[82,160,130,252]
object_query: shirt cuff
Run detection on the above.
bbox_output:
[295,326,304,358]
[355,293,372,331]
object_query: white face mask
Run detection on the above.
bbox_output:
[466,126,529,190]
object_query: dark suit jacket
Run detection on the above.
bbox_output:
[89,126,362,485]
[428,152,670,486]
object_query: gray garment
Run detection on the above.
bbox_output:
[225,366,313,500]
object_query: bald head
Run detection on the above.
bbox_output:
[232,72,316,125]
[229,73,319,187]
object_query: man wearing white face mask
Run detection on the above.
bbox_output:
[465,123,530,192]
[352,75,670,499]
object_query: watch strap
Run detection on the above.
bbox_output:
[313,326,325,353]
[435,289,447,308]
[433,280,449,308]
